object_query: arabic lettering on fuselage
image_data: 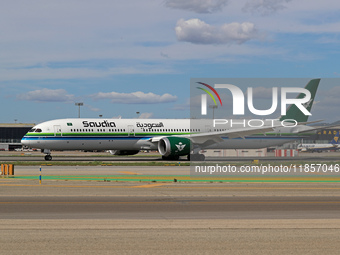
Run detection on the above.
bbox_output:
[136,122,164,129]
[83,120,116,128]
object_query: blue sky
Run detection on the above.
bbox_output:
[1,0,340,124]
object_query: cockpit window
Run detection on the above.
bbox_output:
[28,128,36,132]
[35,128,42,133]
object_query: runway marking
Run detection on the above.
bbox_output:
[131,183,168,188]
[2,183,340,190]
[1,201,340,205]
[8,175,340,182]
[118,171,139,175]
[0,183,125,188]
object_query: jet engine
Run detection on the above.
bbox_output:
[158,137,191,159]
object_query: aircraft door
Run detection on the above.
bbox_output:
[128,125,135,137]
[54,125,62,136]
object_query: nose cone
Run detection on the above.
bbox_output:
[21,137,30,147]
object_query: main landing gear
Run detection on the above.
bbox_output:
[188,146,206,161]
[162,155,180,160]
[187,154,205,161]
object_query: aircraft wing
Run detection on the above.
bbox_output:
[297,120,324,125]
[180,126,276,146]
[296,124,340,134]
[149,125,276,147]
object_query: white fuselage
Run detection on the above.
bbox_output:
[297,143,339,152]
[21,118,315,152]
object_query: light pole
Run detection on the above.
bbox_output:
[209,105,217,119]
[75,102,83,118]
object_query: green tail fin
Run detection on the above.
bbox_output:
[279,79,320,122]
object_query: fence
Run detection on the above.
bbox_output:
[1,164,14,175]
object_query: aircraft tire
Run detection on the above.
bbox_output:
[189,154,205,161]
[162,155,180,160]
[45,155,52,161]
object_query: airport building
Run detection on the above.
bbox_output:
[300,128,340,144]
[0,123,34,150]
[267,127,340,150]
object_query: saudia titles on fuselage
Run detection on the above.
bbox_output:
[136,122,164,129]
[82,120,116,128]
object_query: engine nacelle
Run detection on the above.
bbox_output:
[158,137,191,157]
[109,150,139,156]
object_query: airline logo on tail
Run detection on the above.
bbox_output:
[197,81,313,116]
[331,132,340,144]
[303,98,314,110]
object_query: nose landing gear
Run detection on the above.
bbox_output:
[42,149,52,161]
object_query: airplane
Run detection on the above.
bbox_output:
[21,79,321,161]
[297,131,340,153]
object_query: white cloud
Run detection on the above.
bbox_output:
[243,0,292,15]
[85,104,100,112]
[139,112,154,119]
[17,88,74,102]
[175,18,261,45]
[0,66,174,82]
[91,91,177,104]
[165,0,229,13]
[308,86,340,122]
[248,86,277,99]
[172,98,191,110]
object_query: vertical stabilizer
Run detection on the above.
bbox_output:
[280,79,320,122]
[330,131,340,145]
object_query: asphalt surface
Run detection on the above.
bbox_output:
[1,194,340,220]
[1,150,340,162]
[1,155,340,162]
[1,163,340,254]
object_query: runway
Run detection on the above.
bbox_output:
[1,193,340,220]
[6,164,340,183]
[2,219,340,255]
[2,164,340,254]
[1,155,340,162]
[1,150,340,162]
